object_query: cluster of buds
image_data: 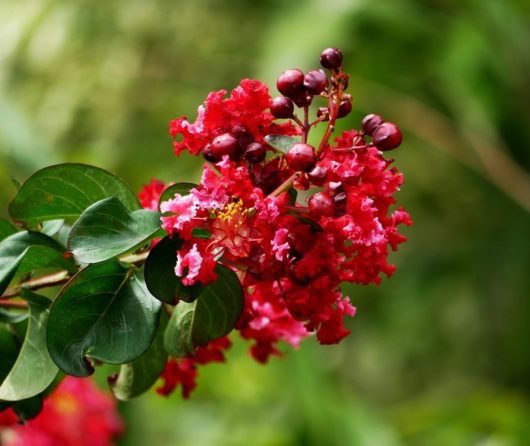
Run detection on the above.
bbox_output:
[142,47,412,398]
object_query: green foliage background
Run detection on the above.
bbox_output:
[1,0,530,444]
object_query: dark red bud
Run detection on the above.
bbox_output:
[286,143,316,172]
[361,114,384,136]
[276,69,305,98]
[270,96,294,119]
[308,165,328,185]
[372,122,402,151]
[244,142,266,163]
[320,47,343,70]
[231,125,254,148]
[308,192,335,217]
[303,70,328,95]
[210,133,240,159]
[202,143,217,162]
[337,98,352,118]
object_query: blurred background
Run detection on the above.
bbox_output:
[1,0,530,445]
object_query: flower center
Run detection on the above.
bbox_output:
[212,199,251,257]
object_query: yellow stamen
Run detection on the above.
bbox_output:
[216,200,248,228]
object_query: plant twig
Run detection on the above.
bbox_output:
[1,270,70,299]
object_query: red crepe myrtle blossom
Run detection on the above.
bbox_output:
[0,377,122,446]
[140,47,411,398]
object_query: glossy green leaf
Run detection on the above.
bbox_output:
[144,236,202,304]
[264,134,299,154]
[109,311,168,401]
[158,182,197,211]
[9,163,140,224]
[0,219,17,241]
[0,231,76,295]
[68,197,162,264]
[47,261,161,377]
[164,265,243,357]
[0,290,58,401]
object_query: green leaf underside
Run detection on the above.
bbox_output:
[47,261,161,377]
[110,311,168,400]
[144,236,202,304]
[0,231,76,295]
[164,265,243,357]
[9,163,140,224]
[0,219,17,241]
[68,197,162,264]
[42,219,64,237]
[0,309,28,324]
[0,290,58,401]
[264,134,299,154]
[158,182,198,211]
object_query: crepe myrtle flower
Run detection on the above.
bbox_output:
[140,47,411,398]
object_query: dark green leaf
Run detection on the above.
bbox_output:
[109,311,168,400]
[192,228,212,239]
[68,197,162,264]
[9,163,140,225]
[158,182,197,211]
[264,134,299,154]
[0,290,58,401]
[164,265,243,357]
[0,219,17,241]
[144,236,202,304]
[287,188,298,205]
[47,261,161,377]
[0,324,20,382]
[0,231,76,295]
[11,396,43,422]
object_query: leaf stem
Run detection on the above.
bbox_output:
[0,299,28,308]
[1,270,70,299]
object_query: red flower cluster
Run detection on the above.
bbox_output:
[142,47,411,398]
[0,377,123,446]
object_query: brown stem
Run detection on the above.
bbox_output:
[0,299,28,309]
[317,78,344,154]
[1,270,70,299]
[268,172,298,197]
[1,251,152,300]
[302,106,310,143]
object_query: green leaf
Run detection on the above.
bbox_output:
[11,396,43,422]
[264,134,299,154]
[9,163,140,225]
[192,228,212,239]
[144,236,202,304]
[158,182,197,211]
[0,231,76,295]
[0,308,28,324]
[68,197,162,264]
[0,324,20,382]
[164,265,243,357]
[109,311,168,400]
[42,219,64,236]
[0,219,17,241]
[47,261,161,377]
[0,290,58,401]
